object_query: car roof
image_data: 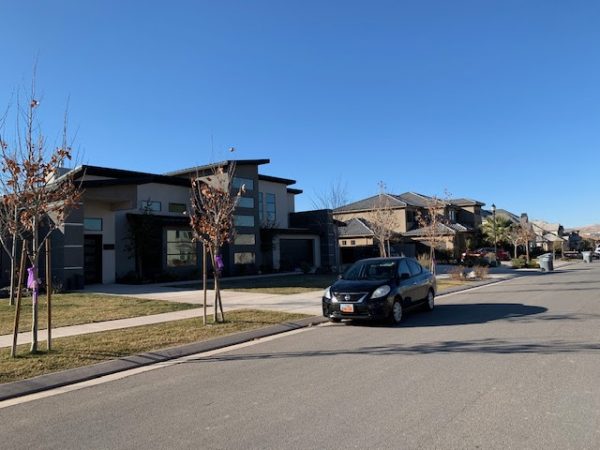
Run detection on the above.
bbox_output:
[352,257,411,263]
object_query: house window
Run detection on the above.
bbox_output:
[233,177,254,191]
[449,210,457,222]
[341,240,347,245]
[168,203,187,214]
[234,252,255,264]
[84,218,103,232]
[237,197,254,209]
[166,229,197,267]
[265,193,276,222]
[406,211,415,223]
[141,200,161,212]
[351,240,356,246]
[235,234,256,245]
[258,192,263,221]
[234,215,255,227]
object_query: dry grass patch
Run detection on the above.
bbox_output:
[0,293,197,336]
[0,309,309,384]
[437,279,471,292]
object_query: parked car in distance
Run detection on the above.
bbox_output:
[322,257,436,325]
[461,247,505,264]
[593,245,600,259]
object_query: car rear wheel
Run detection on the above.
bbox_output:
[423,289,435,312]
[389,300,403,325]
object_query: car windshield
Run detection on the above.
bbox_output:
[343,260,397,281]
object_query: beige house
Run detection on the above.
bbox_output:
[334,192,485,262]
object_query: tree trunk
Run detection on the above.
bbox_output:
[46,238,52,351]
[9,206,18,306]
[202,243,207,326]
[31,217,39,353]
[378,240,386,257]
[9,235,17,306]
[11,243,28,358]
[218,285,225,322]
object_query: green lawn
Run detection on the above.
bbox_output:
[0,293,198,336]
[0,309,309,384]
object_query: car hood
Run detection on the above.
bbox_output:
[331,279,392,292]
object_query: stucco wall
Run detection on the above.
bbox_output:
[334,209,408,233]
[258,180,292,228]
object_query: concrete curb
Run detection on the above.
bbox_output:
[0,315,328,402]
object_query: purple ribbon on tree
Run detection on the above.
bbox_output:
[215,255,224,271]
[27,266,37,289]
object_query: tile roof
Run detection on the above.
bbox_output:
[403,222,472,237]
[334,194,407,213]
[338,218,374,237]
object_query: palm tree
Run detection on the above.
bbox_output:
[480,216,512,248]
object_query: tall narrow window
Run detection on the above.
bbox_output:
[266,193,276,222]
[258,192,264,221]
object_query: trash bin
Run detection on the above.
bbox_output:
[582,251,592,263]
[538,253,554,272]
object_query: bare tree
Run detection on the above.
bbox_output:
[1,79,81,353]
[311,178,348,210]
[416,194,448,275]
[189,162,243,323]
[369,182,400,257]
[509,222,535,262]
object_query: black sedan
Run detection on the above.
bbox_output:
[322,257,436,324]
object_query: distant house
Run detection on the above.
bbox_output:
[0,159,334,288]
[530,220,567,252]
[333,192,485,262]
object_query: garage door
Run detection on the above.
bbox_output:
[279,239,314,271]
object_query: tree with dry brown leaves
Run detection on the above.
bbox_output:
[415,193,450,275]
[0,78,81,354]
[189,162,243,323]
[370,182,401,257]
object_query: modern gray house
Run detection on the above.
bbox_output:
[0,159,337,289]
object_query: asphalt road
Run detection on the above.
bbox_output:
[2,263,600,449]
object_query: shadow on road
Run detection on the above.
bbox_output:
[187,337,600,364]
[340,303,547,328]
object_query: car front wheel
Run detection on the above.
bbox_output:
[389,300,403,325]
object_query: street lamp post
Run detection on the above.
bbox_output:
[491,203,497,256]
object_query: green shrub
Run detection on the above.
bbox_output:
[511,258,527,269]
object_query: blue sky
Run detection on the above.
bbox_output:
[1,0,599,228]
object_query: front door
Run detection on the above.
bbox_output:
[84,235,103,284]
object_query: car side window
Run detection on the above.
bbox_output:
[407,259,422,276]
[398,260,411,278]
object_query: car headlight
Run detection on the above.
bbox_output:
[370,285,391,299]
[324,286,337,302]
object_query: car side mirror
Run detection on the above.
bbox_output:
[337,274,343,280]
